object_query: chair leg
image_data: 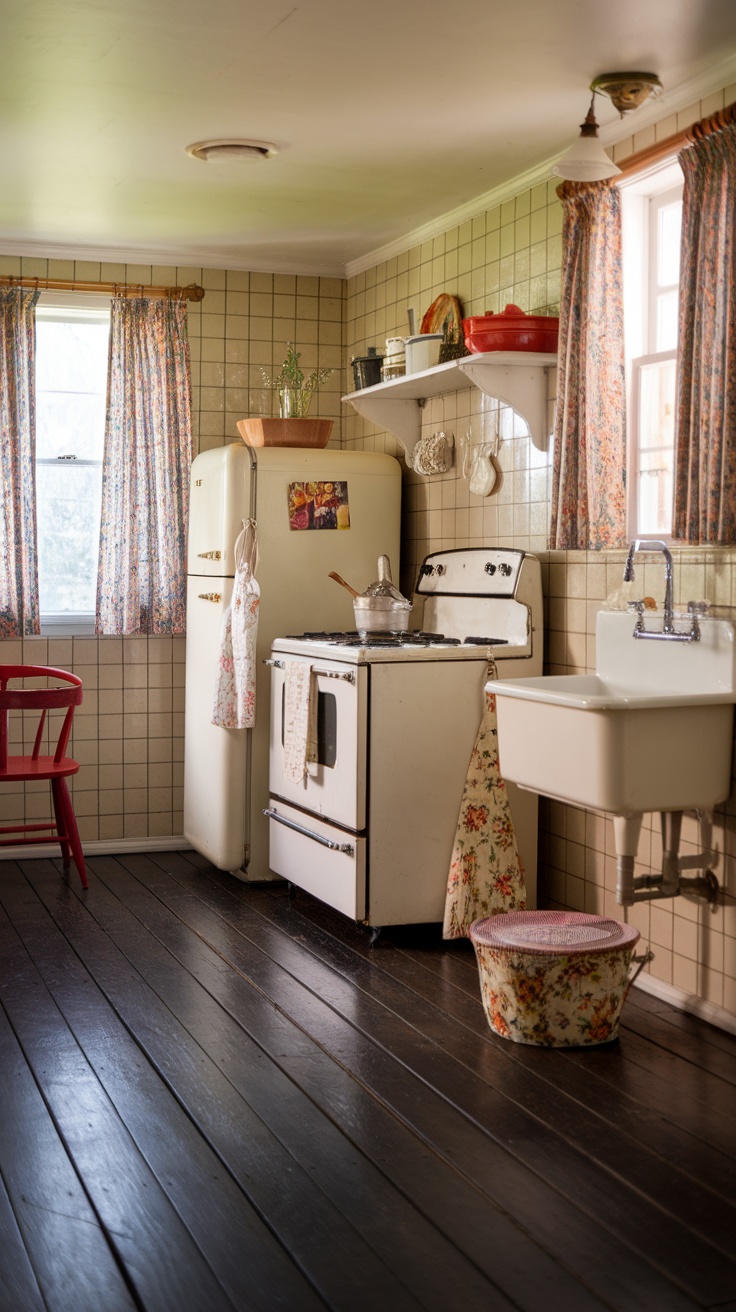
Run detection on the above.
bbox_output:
[50,779,72,870]
[51,777,88,890]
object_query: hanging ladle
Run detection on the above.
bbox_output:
[328,571,361,599]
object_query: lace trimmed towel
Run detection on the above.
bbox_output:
[443,685,527,939]
[212,519,260,729]
[283,660,318,783]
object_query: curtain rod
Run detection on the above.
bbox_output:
[0,275,204,301]
[615,99,736,180]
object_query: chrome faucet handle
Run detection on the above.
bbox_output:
[687,600,711,615]
[626,599,645,613]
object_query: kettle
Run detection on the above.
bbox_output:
[329,556,412,635]
[353,556,411,635]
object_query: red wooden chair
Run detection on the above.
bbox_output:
[0,664,88,888]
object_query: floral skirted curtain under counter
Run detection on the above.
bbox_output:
[0,287,40,636]
[97,297,192,634]
[674,121,736,543]
[550,180,627,550]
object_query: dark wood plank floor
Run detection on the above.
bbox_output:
[1,851,735,1312]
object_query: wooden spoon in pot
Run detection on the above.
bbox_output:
[328,571,361,599]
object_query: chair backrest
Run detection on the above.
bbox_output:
[0,665,83,772]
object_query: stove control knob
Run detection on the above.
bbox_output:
[422,563,434,576]
[484,562,496,575]
[499,563,513,577]
[436,563,445,575]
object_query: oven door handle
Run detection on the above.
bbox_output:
[263,807,355,857]
[263,659,355,683]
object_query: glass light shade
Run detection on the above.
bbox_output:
[552,134,622,182]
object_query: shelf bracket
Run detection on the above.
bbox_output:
[458,358,553,452]
[345,396,423,461]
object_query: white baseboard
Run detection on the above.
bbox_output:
[1,836,192,860]
[633,971,736,1037]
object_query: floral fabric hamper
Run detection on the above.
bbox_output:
[470,910,647,1047]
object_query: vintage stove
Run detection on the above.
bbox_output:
[265,548,543,932]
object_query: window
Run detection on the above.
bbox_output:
[621,164,684,538]
[35,294,110,633]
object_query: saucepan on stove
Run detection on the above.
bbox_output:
[328,554,412,635]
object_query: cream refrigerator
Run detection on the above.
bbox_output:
[184,442,402,879]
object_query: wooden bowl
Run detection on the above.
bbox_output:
[237,418,333,448]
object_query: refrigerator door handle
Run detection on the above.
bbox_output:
[263,807,355,856]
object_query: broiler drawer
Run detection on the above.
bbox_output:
[266,798,366,920]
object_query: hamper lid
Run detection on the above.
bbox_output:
[470,910,640,955]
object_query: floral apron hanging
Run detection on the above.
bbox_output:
[443,673,527,940]
[212,519,260,729]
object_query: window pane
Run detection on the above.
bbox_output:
[36,462,103,614]
[36,390,107,460]
[36,319,109,393]
[638,358,675,534]
[36,319,109,460]
[656,290,679,353]
[658,201,682,287]
[35,312,108,617]
[638,449,673,536]
[639,358,675,448]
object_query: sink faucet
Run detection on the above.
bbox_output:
[623,539,675,634]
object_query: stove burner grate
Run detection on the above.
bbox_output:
[284,630,510,649]
[463,636,509,646]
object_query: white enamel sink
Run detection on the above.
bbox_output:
[492,610,736,816]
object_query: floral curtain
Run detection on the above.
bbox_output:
[549,180,627,549]
[673,122,736,543]
[97,297,192,634]
[0,287,40,636]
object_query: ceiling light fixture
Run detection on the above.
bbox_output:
[552,71,662,183]
[590,72,663,117]
[186,139,279,162]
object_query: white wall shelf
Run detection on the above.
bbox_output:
[342,352,557,465]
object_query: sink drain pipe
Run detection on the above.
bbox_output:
[614,811,719,906]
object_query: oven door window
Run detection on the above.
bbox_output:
[281,686,337,768]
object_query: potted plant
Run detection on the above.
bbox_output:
[237,344,335,448]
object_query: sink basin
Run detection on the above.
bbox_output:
[492,610,736,816]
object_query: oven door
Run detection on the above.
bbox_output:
[268,652,368,831]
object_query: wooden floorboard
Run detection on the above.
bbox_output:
[0,854,734,1311]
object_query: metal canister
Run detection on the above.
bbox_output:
[351,345,384,390]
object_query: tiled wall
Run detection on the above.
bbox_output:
[343,85,736,1025]
[0,255,345,845]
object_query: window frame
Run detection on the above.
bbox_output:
[620,161,683,540]
[34,290,110,636]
